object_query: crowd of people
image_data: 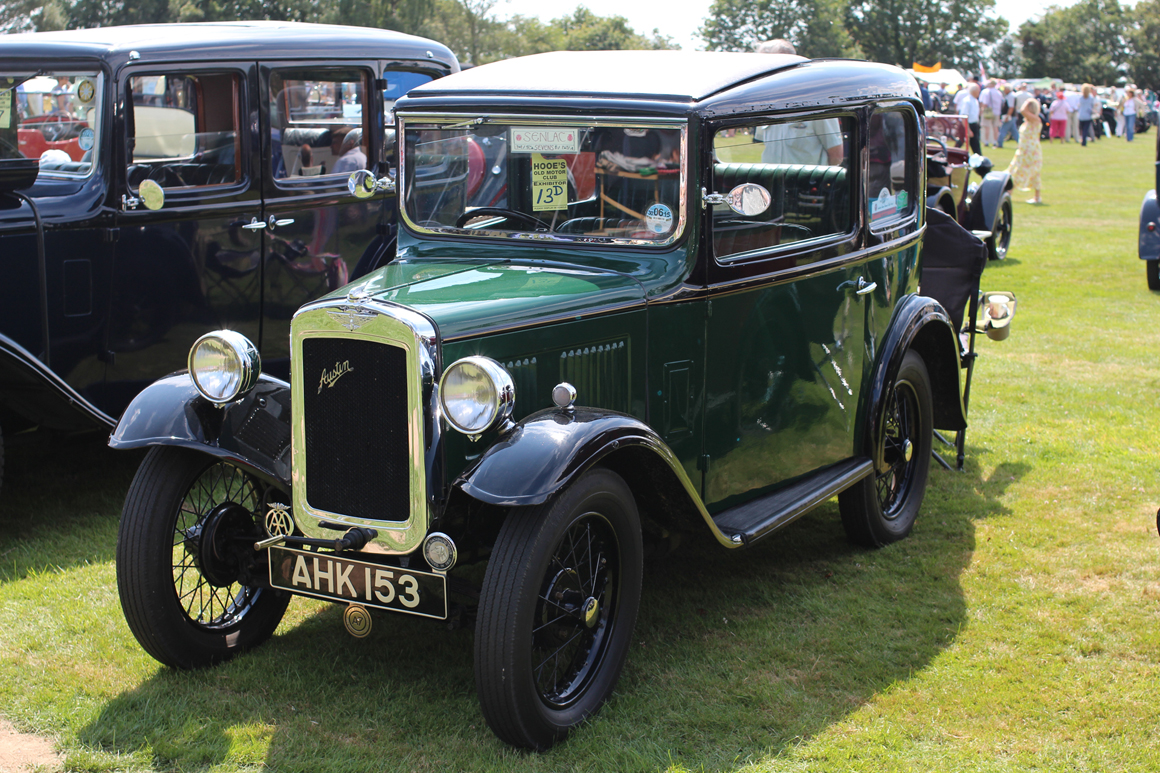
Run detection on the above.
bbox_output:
[918,74,1159,206]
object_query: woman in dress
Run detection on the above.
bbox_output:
[1006,97,1043,204]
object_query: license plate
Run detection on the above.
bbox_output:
[268,546,447,620]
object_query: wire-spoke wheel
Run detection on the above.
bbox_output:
[839,350,933,547]
[475,467,643,750]
[117,447,289,669]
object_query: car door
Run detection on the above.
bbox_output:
[700,111,873,511]
[103,62,262,413]
[258,63,382,379]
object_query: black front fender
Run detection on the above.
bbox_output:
[969,170,1013,232]
[458,407,735,547]
[109,372,293,493]
[1140,189,1160,261]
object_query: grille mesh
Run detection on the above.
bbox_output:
[302,338,411,522]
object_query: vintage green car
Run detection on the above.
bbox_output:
[110,50,1008,749]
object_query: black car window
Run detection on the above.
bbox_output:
[126,72,242,191]
[867,108,916,229]
[269,69,369,181]
[711,115,854,262]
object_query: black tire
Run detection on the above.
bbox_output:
[988,193,1013,260]
[475,467,643,750]
[839,350,934,547]
[1146,259,1160,291]
[116,446,289,669]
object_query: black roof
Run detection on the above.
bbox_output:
[0,21,457,70]
[401,52,920,118]
[410,51,804,103]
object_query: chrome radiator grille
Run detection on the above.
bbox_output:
[301,337,411,522]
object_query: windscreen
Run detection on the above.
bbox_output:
[1,71,102,178]
[402,117,685,245]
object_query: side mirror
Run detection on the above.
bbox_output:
[978,291,1017,340]
[139,179,165,211]
[348,169,395,199]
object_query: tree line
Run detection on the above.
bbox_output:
[701,0,1160,91]
[0,0,675,64]
[3,0,1157,90]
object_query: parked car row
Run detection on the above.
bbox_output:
[3,26,1020,752]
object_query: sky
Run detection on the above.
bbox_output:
[493,0,1073,51]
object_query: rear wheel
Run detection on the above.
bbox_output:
[117,447,289,669]
[988,194,1013,260]
[840,350,934,547]
[1146,259,1160,291]
[475,468,643,750]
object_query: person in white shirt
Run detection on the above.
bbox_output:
[962,83,981,155]
[979,80,1003,146]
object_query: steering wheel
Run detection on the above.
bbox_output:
[455,207,551,231]
[925,136,948,158]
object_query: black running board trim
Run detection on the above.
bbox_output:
[712,457,874,546]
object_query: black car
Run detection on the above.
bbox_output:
[1142,126,1160,288]
[0,21,457,493]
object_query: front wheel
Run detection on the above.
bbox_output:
[1146,259,1160,291]
[988,193,1013,260]
[116,447,289,669]
[474,468,643,750]
[839,350,934,547]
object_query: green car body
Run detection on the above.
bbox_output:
[110,50,969,750]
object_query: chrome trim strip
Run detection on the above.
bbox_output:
[397,114,688,248]
[0,333,115,428]
[290,297,438,554]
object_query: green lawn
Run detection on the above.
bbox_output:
[2,131,1159,772]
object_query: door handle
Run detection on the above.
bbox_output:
[240,217,266,231]
[855,277,877,295]
[270,217,295,228]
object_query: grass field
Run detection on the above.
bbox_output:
[2,131,1159,772]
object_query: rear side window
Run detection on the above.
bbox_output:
[3,71,103,179]
[867,108,917,229]
[126,72,242,190]
[711,115,854,261]
[269,69,369,181]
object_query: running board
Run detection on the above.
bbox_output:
[712,457,874,546]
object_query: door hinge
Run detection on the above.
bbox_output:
[698,453,710,472]
[102,227,120,244]
[97,350,115,365]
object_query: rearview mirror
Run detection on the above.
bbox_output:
[726,182,771,217]
[348,169,395,199]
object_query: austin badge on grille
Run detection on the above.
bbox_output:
[327,305,376,331]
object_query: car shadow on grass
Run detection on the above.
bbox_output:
[0,431,144,584]
[74,455,1029,772]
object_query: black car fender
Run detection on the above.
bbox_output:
[108,372,293,493]
[1140,189,1160,261]
[968,170,1013,232]
[864,294,966,462]
[926,185,957,217]
[457,407,736,547]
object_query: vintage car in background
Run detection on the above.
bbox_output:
[110,51,1016,750]
[925,114,1013,262]
[1141,126,1160,289]
[0,22,456,493]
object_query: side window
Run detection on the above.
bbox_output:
[381,70,434,164]
[712,115,853,262]
[868,108,916,228]
[269,69,369,180]
[127,72,241,190]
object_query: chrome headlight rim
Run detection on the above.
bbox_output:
[188,330,261,405]
[437,355,515,437]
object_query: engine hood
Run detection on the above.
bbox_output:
[323,257,648,341]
